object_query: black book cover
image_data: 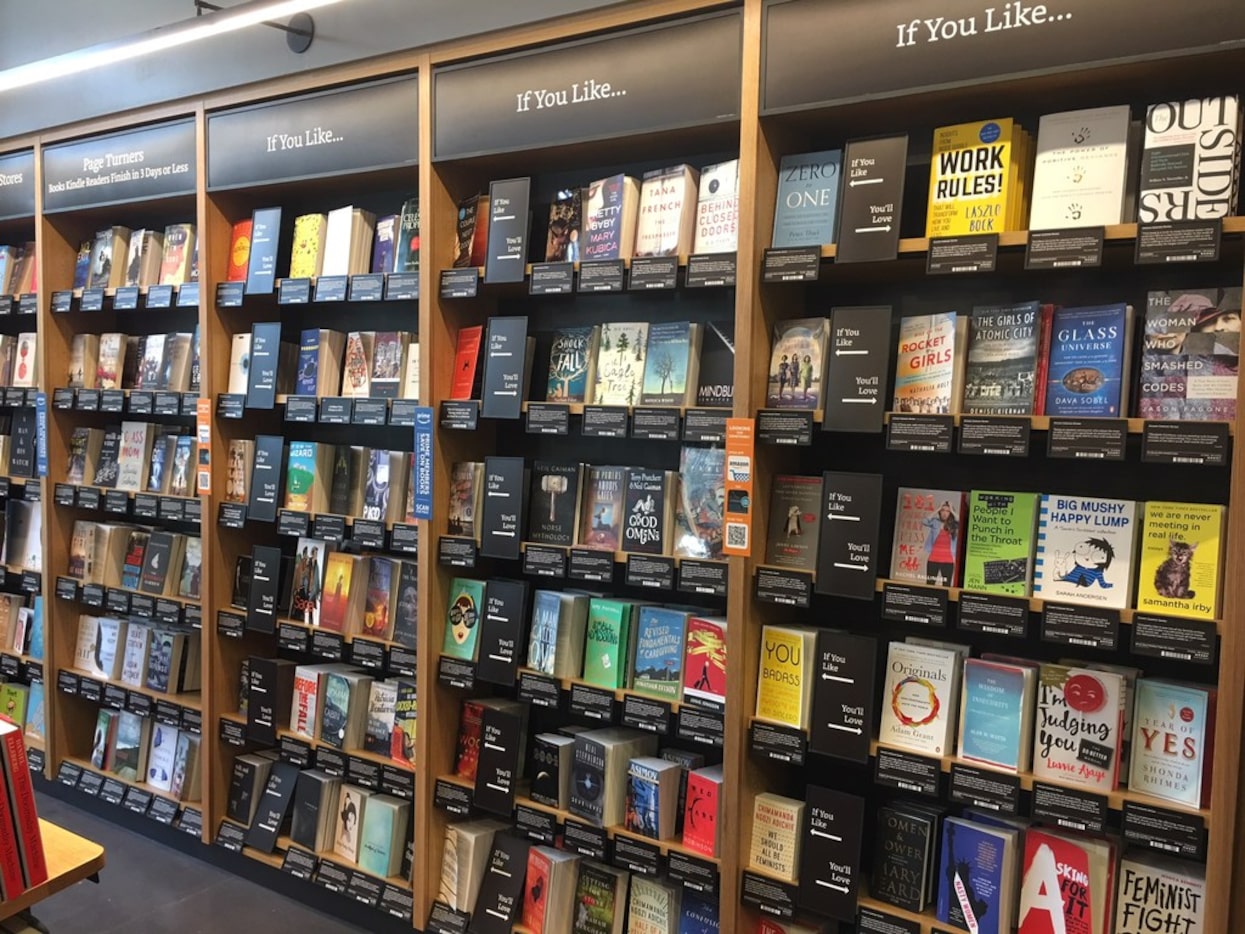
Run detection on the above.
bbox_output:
[467,833,531,934]
[478,456,526,560]
[246,322,282,409]
[569,734,606,825]
[527,462,581,547]
[246,655,295,746]
[696,320,736,408]
[92,427,123,488]
[472,705,524,817]
[815,471,883,600]
[391,560,419,649]
[8,407,36,479]
[798,784,865,921]
[622,468,668,556]
[232,555,253,608]
[480,316,531,420]
[227,757,260,824]
[328,445,356,516]
[871,804,934,912]
[289,769,332,850]
[475,578,528,686]
[823,305,892,433]
[529,734,566,808]
[809,628,876,764]
[834,135,908,264]
[246,206,283,295]
[247,545,283,634]
[139,531,175,595]
[244,760,301,853]
[247,434,285,522]
[484,178,532,284]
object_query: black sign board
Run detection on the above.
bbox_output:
[762,0,1245,113]
[684,252,736,287]
[440,400,479,431]
[475,578,527,686]
[480,317,530,420]
[1130,614,1216,666]
[625,554,676,591]
[949,763,1021,814]
[755,567,812,608]
[529,262,573,294]
[630,407,680,441]
[749,721,807,765]
[809,629,876,763]
[246,322,282,409]
[834,135,908,263]
[756,409,813,446]
[676,559,728,598]
[1025,227,1105,269]
[526,403,570,435]
[568,548,615,584]
[569,683,618,723]
[515,804,560,846]
[347,273,383,302]
[1136,219,1222,264]
[282,846,318,881]
[516,670,562,709]
[927,235,998,274]
[207,76,419,189]
[859,908,922,934]
[1122,802,1206,860]
[1031,782,1108,834]
[317,398,352,424]
[438,656,475,691]
[478,457,525,560]
[667,852,719,897]
[958,591,1030,638]
[741,870,797,919]
[522,544,567,579]
[113,287,139,310]
[957,416,1031,456]
[613,835,661,877]
[314,860,351,894]
[76,773,103,799]
[426,902,471,934]
[348,398,385,426]
[1141,420,1229,466]
[473,706,524,816]
[621,694,672,736]
[762,247,821,282]
[582,405,629,438]
[43,119,195,212]
[886,414,954,452]
[563,820,608,862]
[434,12,740,159]
[676,706,725,747]
[881,582,950,627]
[822,306,890,433]
[148,797,179,826]
[628,256,679,290]
[1040,602,1120,651]
[681,408,728,443]
[874,746,941,797]
[816,471,882,599]
[577,259,625,293]
[1046,417,1127,461]
[56,671,80,697]
[484,178,531,283]
[0,150,35,220]
[798,786,864,921]
[247,545,283,633]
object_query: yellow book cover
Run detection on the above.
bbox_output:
[288,213,327,279]
[754,624,816,729]
[1136,501,1224,621]
[926,118,1016,238]
[748,792,804,882]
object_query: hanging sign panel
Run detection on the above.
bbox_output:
[43,119,196,212]
[0,151,35,220]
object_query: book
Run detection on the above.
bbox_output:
[1138,96,1241,222]
[370,214,397,273]
[622,468,673,556]
[115,421,154,492]
[145,629,189,694]
[89,226,130,289]
[693,158,740,254]
[334,784,371,863]
[957,658,1036,772]
[319,552,365,633]
[582,173,640,261]
[452,193,489,268]
[545,188,582,262]
[1115,854,1205,934]
[1135,501,1224,620]
[527,462,583,547]
[1033,663,1124,792]
[963,302,1043,415]
[90,708,120,771]
[124,228,163,286]
[359,794,410,878]
[442,577,485,661]
[362,556,395,640]
[394,197,420,272]
[527,589,589,679]
[1129,678,1216,808]
[695,320,735,408]
[592,322,649,406]
[363,679,397,755]
[322,205,376,277]
[290,769,341,852]
[872,803,941,912]
[772,149,843,246]
[679,891,720,934]
[634,164,698,257]
[892,312,969,415]
[963,490,1041,596]
[71,239,92,289]
[1137,288,1241,421]
[641,321,701,406]
[159,224,196,285]
[546,326,599,403]
[446,461,482,539]
[437,819,508,913]
[1029,104,1134,229]
[120,530,150,591]
[170,732,201,802]
[284,441,329,513]
[288,213,328,279]
[1033,494,1140,609]
[112,710,150,781]
[119,623,153,688]
[890,488,967,587]
[879,641,962,756]
[582,598,636,690]
[391,562,419,650]
[626,756,681,841]
[289,663,332,738]
[1018,828,1116,934]
[935,817,1020,934]
[390,678,417,765]
[569,860,629,934]
[578,465,626,551]
[767,318,829,409]
[96,333,123,389]
[225,439,254,504]
[524,846,581,934]
[341,330,374,397]
[754,625,817,729]
[139,531,181,595]
[401,341,420,399]
[1044,303,1136,417]
[0,684,26,729]
[454,699,486,780]
[927,118,1029,237]
[631,607,689,702]
[9,334,35,389]
[570,727,657,828]
[226,219,252,281]
[673,445,725,560]
[0,719,46,888]
[68,333,99,388]
[682,764,724,858]
[531,732,576,809]
[295,328,345,397]
[682,615,728,709]
[450,325,483,400]
[227,333,251,395]
[748,793,805,882]
[369,331,407,399]
[765,475,823,570]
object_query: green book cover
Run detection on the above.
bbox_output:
[442,577,485,661]
[963,490,1041,596]
[358,798,397,877]
[582,598,633,689]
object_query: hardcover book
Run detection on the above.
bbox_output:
[394,197,420,273]
[641,321,701,406]
[1033,663,1124,792]
[544,188,581,262]
[391,678,417,765]
[767,318,829,409]
[226,219,252,281]
[892,312,968,415]
[957,658,1036,772]
[765,475,823,571]
[582,598,636,690]
[1129,678,1216,808]
[1115,854,1205,934]
[341,330,374,398]
[622,468,673,556]
[879,641,962,756]
[391,562,419,650]
[695,320,735,408]
[1033,495,1140,609]
[442,577,485,662]
[872,803,940,912]
[963,302,1044,415]
[579,465,626,551]
[523,846,581,934]
[447,461,483,540]
[362,556,395,641]
[935,817,1019,934]
[673,445,724,560]
[631,607,689,702]
[1138,96,1242,222]
[526,590,589,679]
[546,326,599,403]
[569,727,657,828]
[370,214,397,274]
[1029,104,1134,230]
[370,330,406,399]
[530,733,575,809]
[1044,303,1134,417]
[634,164,698,257]
[692,158,740,254]
[682,616,728,709]
[359,795,409,878]
[1137,288,1241,421]
[754,625,817,730]
[593,322,649,406]
[926,118,1028,237]
[582,173,640,262]
[527,461,582,547]
[450,325,483,400]
[452,193,489,268]
[748,793,805,882]
[890,488,967,587]
[772,149,843,247]
[1018,829,1116,934]
[627,876,681,934]
[159,223,196,285]
[1135,500,1224,621]
[963,490,1041,596]
[570,860,629,934]
[288,213,327,279]
[319,552,364,633]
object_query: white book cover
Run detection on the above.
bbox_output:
[1029,105,1133,230]
[227,333,252,394]
[1033,664,1124,792]
[1033,494,1140,609]
[1129,678,1213,809]
[879,641,961,756]
[634,165,697,257]
[321,205,355,277]
[116,421,152,492]
[1115,854,1205,934]
[119,624,152,687]
[96,616,128,680]
[146,722,179,791]
[1139,96,1242,221]
[692,158,740,254]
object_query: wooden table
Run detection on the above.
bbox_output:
[0,819,106,919]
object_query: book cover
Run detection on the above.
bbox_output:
[1029,104,1134,230]
[935,818,1016,933]
[880,641,960,755]
[890,488,966,587]
[892,312,965,415]
[1044,304,1133,417]
[963,302,1042,415]
[958,659,1034,772]
[319,552,359,633]
[362,556,394,640]
[767,318,829,409]
[226,219,252,281]
[634,164,698,257]
[1135,501,1223,620]
[622,468,670,556]
[632,607,688,702]
[693,158,740,255]
[361,448,392,523]
[1033,495,1139,609]
[452,193,488,268]
[442,577,485,661]
[872,804,937,912]
[1137,288,1240,421]
[695,320,735,408]
[927,118,1022,237]
[450,325,483,400]
[765,475,823,571]
[1129,678,1215,808]
[963,490,1041,596]
[673,446,724,561]
[749,793,804,883]
[545,188,581,262]
[395,197,420,272]
[1033,664,1124,791]
[1115,854,1205,934]
[528,462,582,547]
[682,765,723,858]
[582,599,632,689]
[391,561,419,650]
[371,331,405,399]
[682,616,727,709]
[582,173,639,262]
[159,224,195,285]
[284,441,320,512]
[628,876,681,934]
[593,322,649,406]
[1018,829,1114,934]
[641,321,698,406]
[341,330,373,398]
[391,678,417,765]
[579,466,626,551]
[454,699,484,780]
[754,625,816,730]
[679,891,720,934]
[625,757,680,840]
[288,213,327,279]
[547,326,598,403]
[447,461,482,540]
[1138,96,1241,222]
[772,149,843,247]
[571,860,627,934]
[370,214,397,274]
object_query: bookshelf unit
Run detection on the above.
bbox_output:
[0,0,1238,931]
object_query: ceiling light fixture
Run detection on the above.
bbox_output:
[0,0,346,94]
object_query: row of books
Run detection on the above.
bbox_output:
[228,749,410,879]
[288,661,417,766]
[0,680,43,747]
[72,224,197,290]
[768,480,1224,621]
[73,615,202,695]
[0,410,41,481]
[452,448,725,561]
[439,817,721,934]
[0,334,39,391]
[68,522,201,600]
[0,593,41,661]
[67,330,199,395]
[0,720,45,899]
[771,96,1240,250]
[227,325,418,400]
[0,500,41,573]
[89,707,200,801]
[69,425,199,498]
[0,245,36,297]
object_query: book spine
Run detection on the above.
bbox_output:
[0,739,27,896]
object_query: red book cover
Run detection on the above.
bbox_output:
[227,220,253,282]
[318,553,356,633]
[681,768,721,857]
[1033,304,1056,416]
[1018,829,1093,934]
[449,325,483,400]
[0,744,24,899]
[0,719,42,889]
[521,846,552,934]
[453,699,484,780]
[682,616,728,709]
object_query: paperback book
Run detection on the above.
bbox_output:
[1033,495,1140,609]
[1137,288,1241,421]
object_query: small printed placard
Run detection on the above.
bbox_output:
[741,870,797,920]
[76,389,100,411]
[438,536,477,568]
[522,544,567,578]
[56,760,83,787]
[755,567,813,609]
[1141,420,1229,466]
[426,902,471,934]
[1031,781,1108,834]
[219,718,247,747]
[1130,614,1216,666]
[218,503,247,529]
[881,582,950,627]
[525,403,570,435]
[1040,602,1119,651]
[175,282,199,307]
[858,907,922,934]
[676,706,725,748]
[569,683,618,723]
[439,268,480,298]
[612,835,661,877]
[666,852,719,897]
[390,523,420,555]
[388,399,419,426]
[528,262,574,294]
[433,779,472,816]
[126,391,153,415]
[351,398,387,426]
[347,756,381,792]
[284,396,317,423]
[314,860,351,895]
[51,291,74,313]
[685,252,736,287]
[52,388,75,409]
[80,288,105,312]
[439,400,479,431]
[214,821,246,852]
[756,409,813,446]
[625,554,676,591]
[216,282,244,306]
[16,294,35,315]
[123,787,154,816]
[749,720,808,766]
[926,234,998,274]
[1136,219,1222,264]
[676,559,728,598]
[178,808,203,837]
[681,408,729,443]
[346,870,382,908]
[437,656,476,691]
[311,514,347,543]
[78,771,104,797]
[349,638,386,672]
[99,779,126,806]
[274,619,305,652]
[949,763,1021,814]
[217,394,245,419]
[148,797,179,826]
[762,246,821,282]
[318,397,353,424]
[874,747,941,797]
[563,819,609,861]
[515,804,560,845]
[1024,227,1105,269]
[957,416,1031,456]
[100,390,125,413]
[577,259,625,292]
[384,271,420,301]
[132,494,159,519]
[628,255,679,290]
[277,510,311,538]
[1046,417,1128,460]
[314,748,347,777]
[517,670,562,709]
[381,765,415,800]
[279,735,314,768]
[277,278,311,304]
[568,548,615,583]
[153,392,182,415]
[886,414,954,453]
[78,487,102,511]
[347,273,384,302]
[1122,802,1206,860]
[387,645,417,678]
[582,405,629,438]
[282,846,319,881]
[630,407,681,441]
[621,694,672,736]
[102,684,128,709]
[958,592,1029,639]
[311,630,344,661]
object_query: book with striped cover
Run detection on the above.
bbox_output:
[1032,494,1140,610]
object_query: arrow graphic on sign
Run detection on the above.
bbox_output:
[848,178,884,186]
[825,514,860,521]
[821,673,853,683]
[815,881,852,893]
[841,397,876,404]
[834,349,868,355]
[854,225,892,233]
[810,828,842,841]
[825,723,863,734]
[833,562,869,571]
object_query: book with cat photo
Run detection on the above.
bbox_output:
[1136,501,1224,621]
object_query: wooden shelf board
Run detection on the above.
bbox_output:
[61,666,202,709]
[62,754,191,806]
[275,726,415,773]
[274,615,408,652]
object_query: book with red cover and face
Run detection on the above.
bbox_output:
[450,325,483,400]
[227,220,252,282]
[682,616,728,710]
[890,488,967,587]
[454,699,485,780]
[1018,828,1116,934]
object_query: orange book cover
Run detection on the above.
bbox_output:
[227,219,253,282]
[318,553,356,633]
[449,325,483,400]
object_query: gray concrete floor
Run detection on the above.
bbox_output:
[29,794,369,933]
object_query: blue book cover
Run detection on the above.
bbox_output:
[641,321,695,406]
[1044,303,1131,416]
[245,206,282,295]
[632,606,688,701]
[28,596,42,660]
[935,818,1012,933]
[526,589,561,675]
[295,329,319,396]
[625,761,662,837]
[772,149,843,247]
[371,215,397,274]
[679,891,720,934]
[958,660,1031,771]
[546,325,596,403]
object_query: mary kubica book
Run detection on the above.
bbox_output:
[963,491,1041,596]
[1033,494,1140,610]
